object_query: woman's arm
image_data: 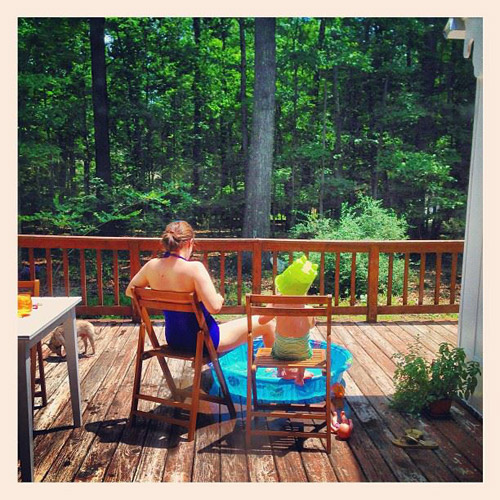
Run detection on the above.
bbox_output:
[192,261,224,314]
[125,262,150,298]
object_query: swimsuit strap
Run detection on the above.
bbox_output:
[163,251,189,262]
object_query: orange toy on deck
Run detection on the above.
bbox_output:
[331,382,345,398]
[332,410,353,439]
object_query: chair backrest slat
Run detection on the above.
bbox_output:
[248,294,330,306]
[137,300,194,314]
[132,288,208,339]
[18,279,40,296]
[134,287,196,305]
[247,294,332,319]
[250,306,329,317]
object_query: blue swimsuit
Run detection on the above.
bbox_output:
[162,252,220,354]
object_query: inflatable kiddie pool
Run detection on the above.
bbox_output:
[209,338,352,404]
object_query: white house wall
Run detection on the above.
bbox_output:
[457,18,483,416]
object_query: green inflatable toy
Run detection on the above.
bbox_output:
[275,255,318,295]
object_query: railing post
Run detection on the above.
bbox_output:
[252,239,262,294]
[367,244,379,323]
[129,241,141,322]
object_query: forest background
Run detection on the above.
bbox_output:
[18,17,476,243]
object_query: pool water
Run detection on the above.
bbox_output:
[209,338,353,404]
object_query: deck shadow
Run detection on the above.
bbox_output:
[84,406,223,450]
[44,353,90,364]
[33,424,75,436]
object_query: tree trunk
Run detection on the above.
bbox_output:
[219,114,230,189]
[242,18,276,239]
[372,76,389,200]
[314,18,327,107]
[81,91,92,195]
[319,78,328,216]
[239,18,249,171]
[303,17,327,188]
[287,19,300,228]
[331,66,343,215]
[192,17,202,194]
[219,21,230,191]
[68,141,76,197]
[89,17,112,187]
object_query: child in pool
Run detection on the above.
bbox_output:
[258,256,318,386]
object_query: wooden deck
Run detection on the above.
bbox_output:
[26,319,482,482]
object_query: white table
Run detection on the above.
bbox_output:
[18,296,82,482]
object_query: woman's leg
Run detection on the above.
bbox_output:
[217,315,275,353]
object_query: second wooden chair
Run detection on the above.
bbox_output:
[245,293,333,453]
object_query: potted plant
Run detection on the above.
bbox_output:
[390,338,481,417]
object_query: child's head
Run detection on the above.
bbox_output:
[275,255,318,295]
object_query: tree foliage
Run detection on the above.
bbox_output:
[18,17,475,239]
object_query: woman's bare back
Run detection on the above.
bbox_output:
[143,257,196,292]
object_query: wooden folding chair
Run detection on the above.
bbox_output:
[245,293,333,453]
[18,279,48,408]
[129,287,236,441]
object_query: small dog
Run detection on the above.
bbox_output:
[46,320,97,357]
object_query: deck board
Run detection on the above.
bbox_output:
[26,319,482,483]
[219,397,250,482]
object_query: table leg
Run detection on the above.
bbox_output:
[18,342,34,482]
[62,310,82,427]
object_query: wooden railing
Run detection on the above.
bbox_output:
[18,235,464,322]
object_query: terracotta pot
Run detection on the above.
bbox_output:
[426,398,452,417]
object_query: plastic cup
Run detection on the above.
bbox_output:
[17,293,33,317]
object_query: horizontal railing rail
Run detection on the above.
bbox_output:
[18,235,464,322]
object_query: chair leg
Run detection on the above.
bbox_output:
[156,357,180,401]
[36,342,47,406]
[246,364,259,449]
[211,357,236,418]
[246,334,255,449]
[325,406,331,453]
[129,323,146,427]
[30,346,36,408]
[245,372,252,449]
[144,327,179,400]
[251,364,258,408]
[187,335,204,441]
[326,426,331,453]
[325,345,332,454]
[206,341,236,419]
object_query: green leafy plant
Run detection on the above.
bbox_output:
[390,338,481,416]
[290,195,410,297]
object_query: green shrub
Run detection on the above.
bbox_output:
[290,195,409,298]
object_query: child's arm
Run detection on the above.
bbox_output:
[304,305,316,329]
[308,314,317,329]
[258,315,275,325]
[258,302,275,324]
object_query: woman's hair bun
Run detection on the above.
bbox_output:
[161,220,195,252]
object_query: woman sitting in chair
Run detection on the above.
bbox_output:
[126,220,275,354]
